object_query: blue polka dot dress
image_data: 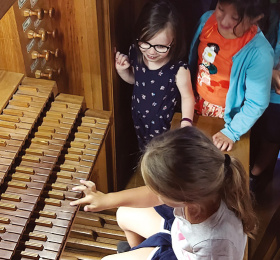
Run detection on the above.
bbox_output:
[129,45,189,149]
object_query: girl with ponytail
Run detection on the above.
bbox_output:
[71,126,257,260]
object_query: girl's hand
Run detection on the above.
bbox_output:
[212,131,234,151]
[115,51,130,71]
[69,180,109,212]
[272,69,280,95]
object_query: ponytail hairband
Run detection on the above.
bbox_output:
[224,154,231,168]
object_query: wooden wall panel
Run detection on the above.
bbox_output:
[0,0,16,20]
[103,0,147,190]
[0,8,25,73]
[49,0,103,110]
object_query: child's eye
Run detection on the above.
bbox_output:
[232,17,239,21]
[218,4,224,12]
[156,45,166,50]
[138,41,150,49]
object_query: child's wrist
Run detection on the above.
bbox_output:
[180,117,193,125]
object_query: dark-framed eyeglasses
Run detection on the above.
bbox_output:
[136,39,173,53]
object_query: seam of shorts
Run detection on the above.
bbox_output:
[147,246,160,260]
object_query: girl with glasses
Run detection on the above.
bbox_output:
[115,0,195,150]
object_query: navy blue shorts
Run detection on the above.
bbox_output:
[132,205,177,260]
[261,103,280,143]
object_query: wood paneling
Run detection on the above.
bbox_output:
[48,0,103,109]
[0,8,25,73]
[0,0,16,20]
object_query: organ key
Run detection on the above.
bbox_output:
[0,71,110,259]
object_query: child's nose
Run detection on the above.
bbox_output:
[220,15,231,28]
[148,47,157,55]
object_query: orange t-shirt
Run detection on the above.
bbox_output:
[196,13,257,107]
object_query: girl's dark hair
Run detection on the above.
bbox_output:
[141,126,258,238]
[134,0,186,63]
[218,0,270,35]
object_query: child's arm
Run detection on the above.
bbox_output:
[70,180,161,212]
[218,44,273,151]
[115,51,135,84]
[176,67,195,127]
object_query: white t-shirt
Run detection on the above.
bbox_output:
[171,201,247,260]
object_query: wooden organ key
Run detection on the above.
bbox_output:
[0,72,111,260]
[62,210,126,259]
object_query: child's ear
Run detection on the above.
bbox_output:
[252,14,264,24]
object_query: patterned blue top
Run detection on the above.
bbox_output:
[129,44,188,149]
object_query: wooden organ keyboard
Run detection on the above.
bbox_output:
[0,70,111,260]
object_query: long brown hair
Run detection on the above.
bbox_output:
[141,126,258,238]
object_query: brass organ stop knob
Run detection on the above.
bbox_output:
[47,29,58,39]
[27,29,47,42]
[45,67,61,76]
[24,8,44,20]
[44,8,55,18]
[49,48,60,58]
[31,50,50,61]
[35,70,52,79]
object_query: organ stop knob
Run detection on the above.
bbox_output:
[24,8,44,20]
[35,70,52,79]
[27,29,47,42]
[31,51,50,61]
[47,29,58,39]
[44,8,55,18]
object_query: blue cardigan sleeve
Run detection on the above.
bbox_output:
[221,36,274,142]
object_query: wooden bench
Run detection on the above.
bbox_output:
[171,113,250,175]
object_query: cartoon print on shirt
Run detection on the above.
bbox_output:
[198,42,220,86]
[176,221,196,260]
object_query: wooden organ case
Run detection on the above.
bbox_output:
[0,0,129,259]
[0,0,152,259]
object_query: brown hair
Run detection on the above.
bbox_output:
[134,0,186,64]
[141,126,258,238]
[218,0,270,36]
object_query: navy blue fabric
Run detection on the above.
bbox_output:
[131,205,177,260]
[260,103,280,143]
[154,204,175,231]
[129,45,188,149]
